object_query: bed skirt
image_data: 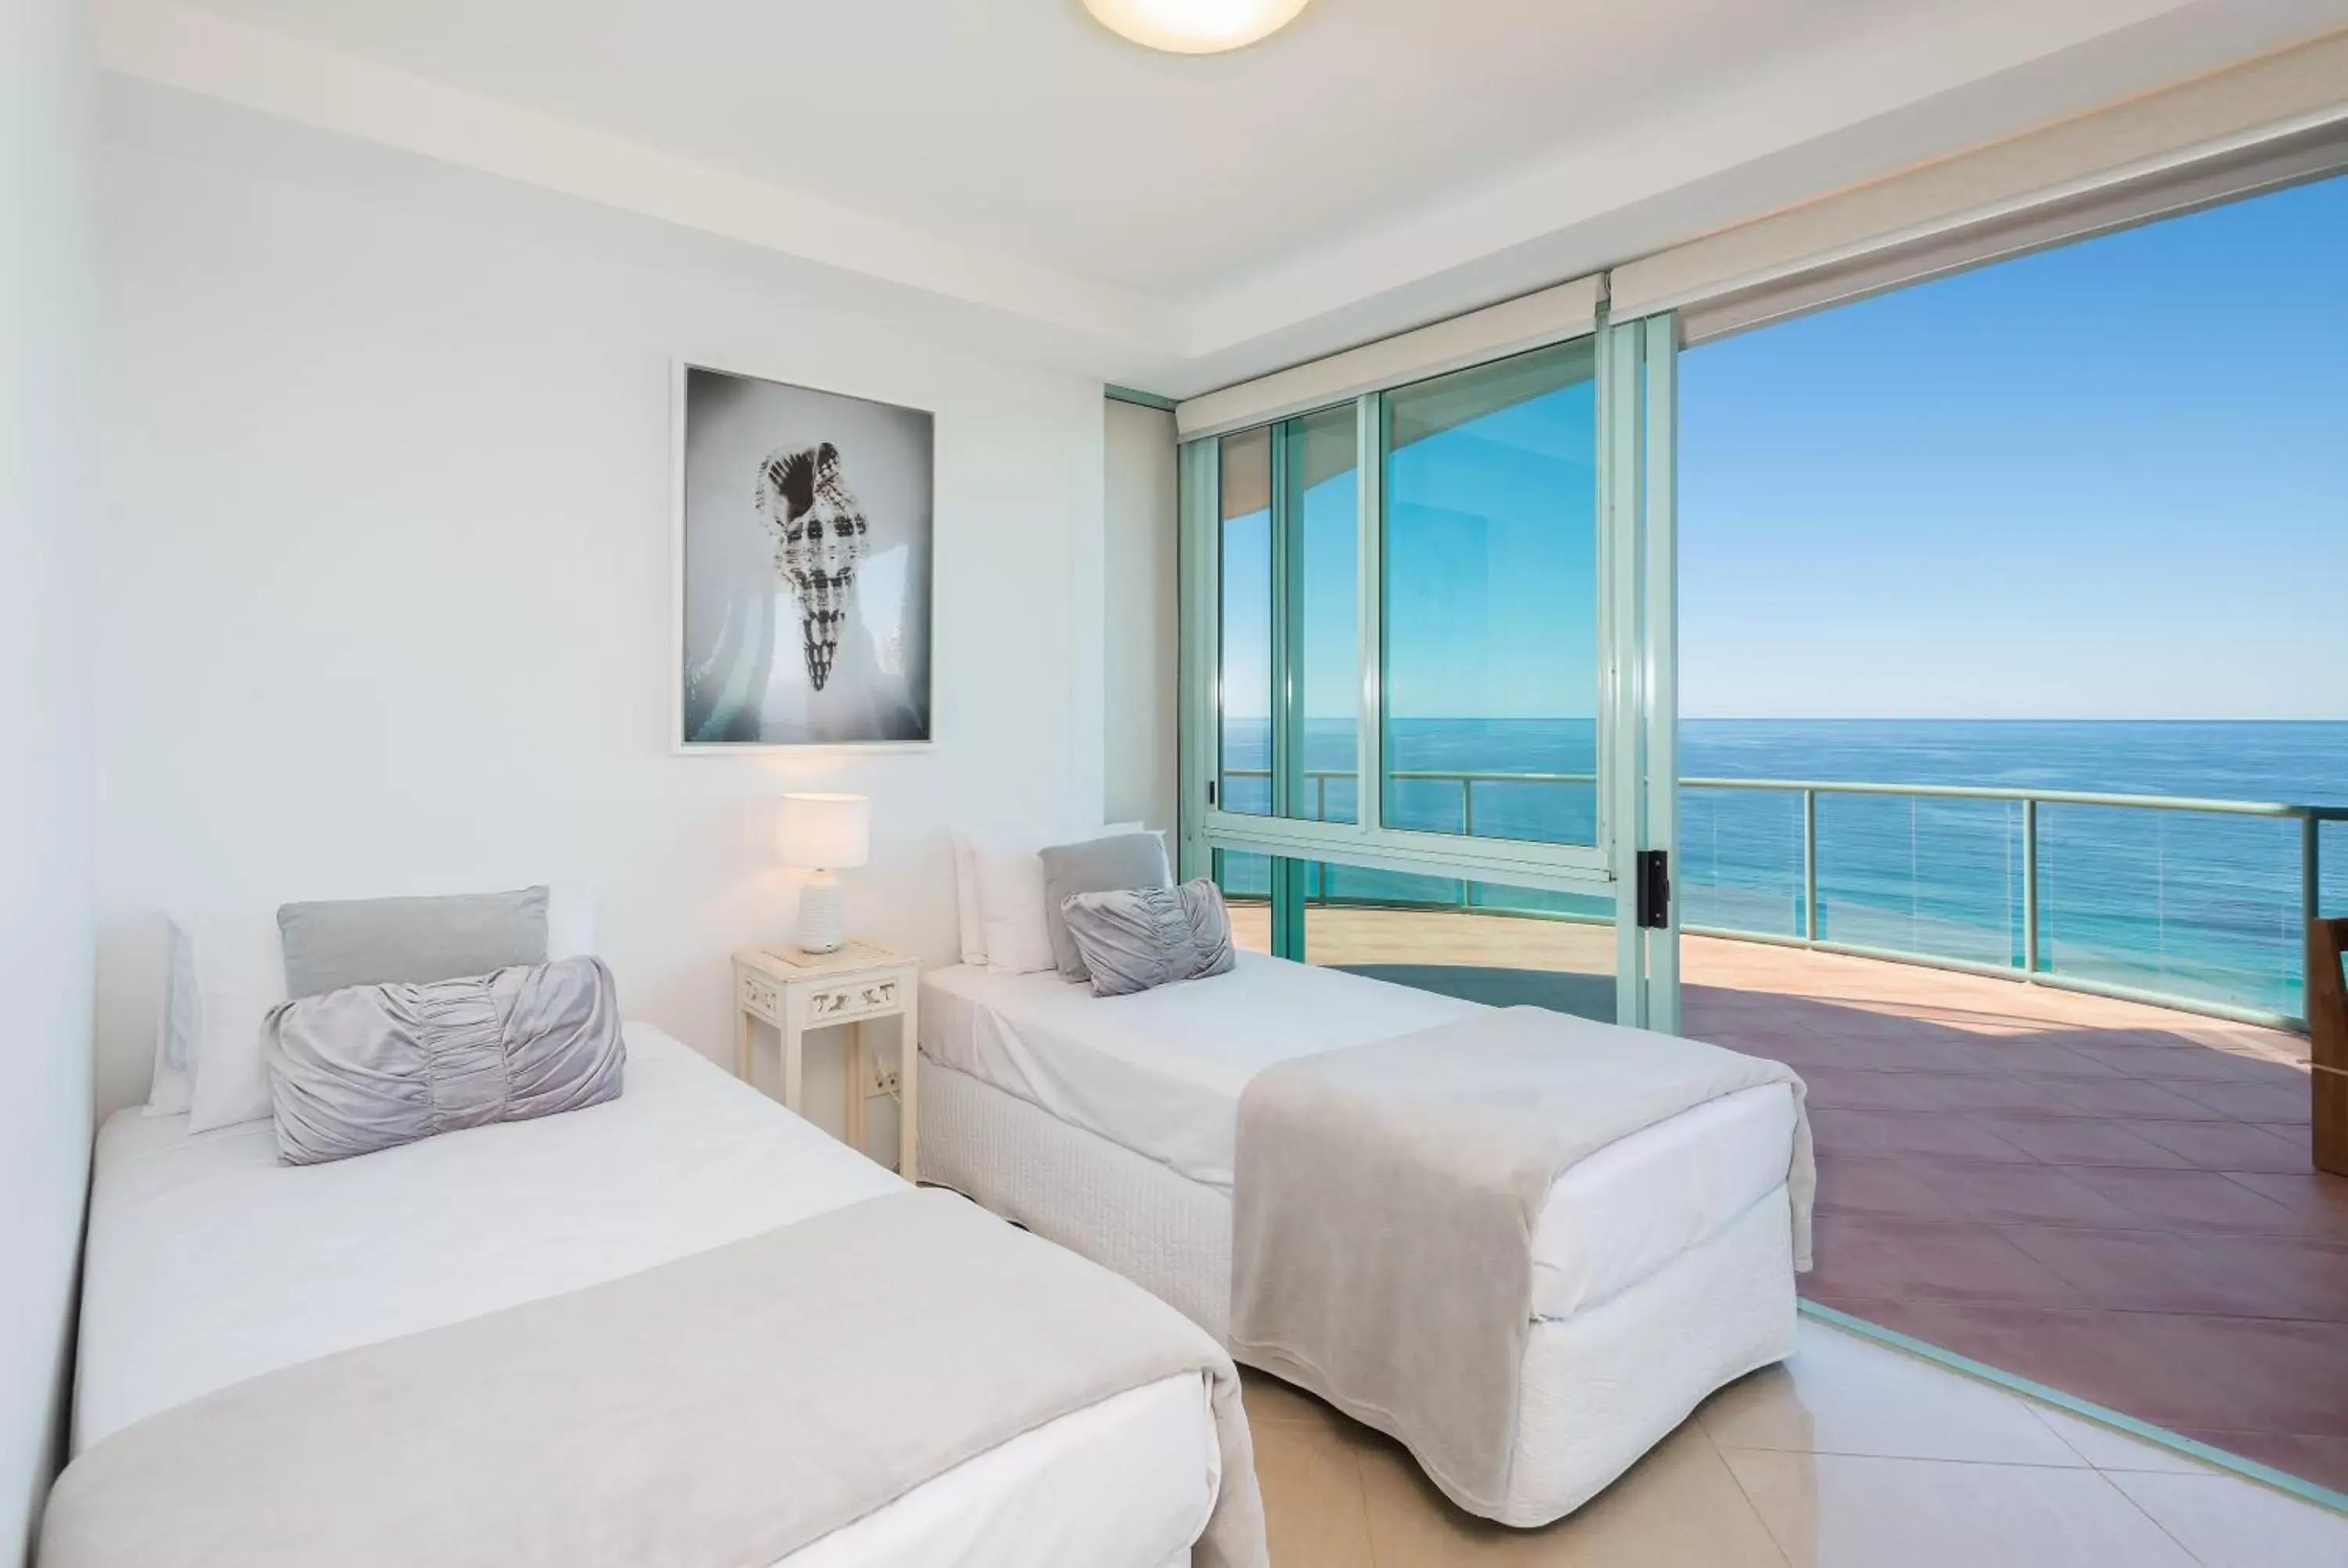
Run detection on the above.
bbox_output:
[920,1057,1798,1524]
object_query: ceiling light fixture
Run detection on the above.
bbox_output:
[1082,0,1313,56]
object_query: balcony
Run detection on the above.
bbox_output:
[1219,774,2348,1497]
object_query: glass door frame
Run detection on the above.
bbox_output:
[1179,311,1680,1029]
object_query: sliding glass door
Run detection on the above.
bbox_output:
[1183,314,1681,1030]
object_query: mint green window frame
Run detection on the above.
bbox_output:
[1179,313,1681,1029]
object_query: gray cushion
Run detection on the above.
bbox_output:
[267,955,625,1166]
[278,886,550,999]
[1039,832,1172,981]
[1059,879,1237,998]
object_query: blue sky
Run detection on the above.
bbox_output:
[1227,171,2347,727]
[1226,379,1598,724]
[1382,386,1598,721]
[1681,171,2348,719]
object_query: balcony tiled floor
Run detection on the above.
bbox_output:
[1237,906,2346,1497]
[1679,940,2342,1498]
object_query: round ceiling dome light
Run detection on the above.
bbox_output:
[1082,0,1314,55]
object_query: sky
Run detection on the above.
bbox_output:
[1680,171,2348,720]
[1226,171,2348,728]
[1224,377,1598,724]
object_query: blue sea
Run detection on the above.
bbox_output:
[1218,719,2348,1016]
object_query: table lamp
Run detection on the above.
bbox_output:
[778,793,870,955]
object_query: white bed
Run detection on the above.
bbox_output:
[78,1024,1223,1568]
[919,953,1800,1525]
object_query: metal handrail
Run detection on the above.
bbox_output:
[1233,764,2348,818]
[1217,764,2344,1029]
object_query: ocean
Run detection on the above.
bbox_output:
[1217,718,2348,1017]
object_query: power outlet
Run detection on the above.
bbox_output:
[870,1066,902,1099]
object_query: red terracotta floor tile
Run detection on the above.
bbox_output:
[2124,1118,2314,1175]
[2035,1074,2233,1121]
[2181,1232,2348,1322]
[2093,1314,2348,1437]
[2161,1076,2315,1127]
[1811,1156,1969,1223]
[1925,1160,2147,1228]
[2222,1171,2348,1232]
[1689,1026,1852,1072]
[1900,1071,2085,1115]
[2063,1040,2278,1083]
[1824,1108,2037,1163]
[1792,1065,1946,1113]
[1844,1037,1997,1074]
[2060,1165,2313,1235]
[1806,1214,2091,1307]
[1984,1042,2128,1081]
[2075,1027,2208,1049]
[1967,1113,2199,1170]
[1997,1225,2296,1318]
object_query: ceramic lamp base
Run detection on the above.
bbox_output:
[794,870,846,954]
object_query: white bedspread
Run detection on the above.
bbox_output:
[77,1025,1220,1568]
[923,955,1797,1319]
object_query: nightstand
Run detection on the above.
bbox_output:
[733,940,920,1181]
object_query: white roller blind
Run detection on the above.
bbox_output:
[1174,275,1603,441]
[1611,31,2348,343]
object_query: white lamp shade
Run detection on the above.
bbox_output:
[777,793,870,870]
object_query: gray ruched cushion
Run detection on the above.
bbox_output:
[265,955,625,1166]
[1058,879,1237,998]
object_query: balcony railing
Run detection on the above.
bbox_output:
[1218,767,2348,1030]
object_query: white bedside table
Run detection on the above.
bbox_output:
[732,940,920,1181]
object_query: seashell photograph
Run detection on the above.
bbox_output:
[674,363,934,748]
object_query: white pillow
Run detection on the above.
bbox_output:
[546,882,600,962]
[950,834,988,966]
[178,882,600,1135]
[142,918,198,1118]
[180,910,290,1135]
[964,823,1145,975]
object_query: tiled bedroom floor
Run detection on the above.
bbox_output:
[1245,1318,2348,1566]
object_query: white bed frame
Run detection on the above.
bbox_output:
[921,1056,1797,1527]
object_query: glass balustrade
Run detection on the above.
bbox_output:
[1223,768,2346,1026]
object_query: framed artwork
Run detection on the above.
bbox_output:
[673,361,935,749]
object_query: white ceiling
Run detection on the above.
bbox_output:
[95,0,2348,392]
[153,0,1924,293]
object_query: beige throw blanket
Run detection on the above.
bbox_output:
[1230,1006,1812,1520]
[43,1189,1267,1568]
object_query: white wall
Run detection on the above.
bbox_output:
[2,0,99,1554]
[92,124,1108,1138]
[1103,401,1179,833]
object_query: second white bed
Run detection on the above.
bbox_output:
[919,952,1801,1525]
[923,955,1797,1322]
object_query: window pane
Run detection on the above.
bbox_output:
[1381,340,1600,847]
[1287,406,1359,823]
[1214,850,1273,955]
[1218,427,1271,816]
[1294,858,1616,1023]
